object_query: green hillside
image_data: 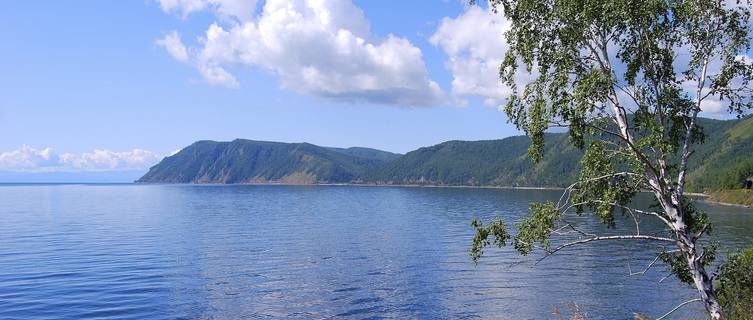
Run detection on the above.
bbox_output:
[685,116,753,192]
[363,134,581,187]
[137,116,753,193]
[325,146,401,162]
[364,116,753,190]
[137,139,393,184]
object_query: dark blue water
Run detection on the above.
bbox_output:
[0,184,751,319]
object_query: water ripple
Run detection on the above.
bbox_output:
[0,184,751,319]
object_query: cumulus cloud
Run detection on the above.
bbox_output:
[0,146,161,172]
[156,0,444,107]
[61,149,162,171]
[430,6,513,110]
[432,7,751,116]
[0,146,60,171]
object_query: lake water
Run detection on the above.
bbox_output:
[1,184,752,319]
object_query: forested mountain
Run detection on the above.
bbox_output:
[363,134,581,187]
[138,116,753,191]
[137,139,396,184]
[325,146,401,162]
[684,116,753,191]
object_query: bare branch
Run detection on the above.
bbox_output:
[556,172,640,208]
[676,0,721,198]
[628,250,679,276]
[655,298,703,320]
[628,208,641,235]
[658,273,674,283]
[585,123,628,140]
[614,82,642,109]
[536,235,676,265]
[585,200,673,229]
[561,221,598,238]
[693,223,710,241]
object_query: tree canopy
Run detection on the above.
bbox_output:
[469,0,753,318]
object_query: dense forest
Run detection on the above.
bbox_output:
[138,116,753,192]
[137,140,399,184]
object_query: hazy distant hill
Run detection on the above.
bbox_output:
[138,116,753,191]
[137,139,399,184]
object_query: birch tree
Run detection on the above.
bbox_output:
[469,0,753,318]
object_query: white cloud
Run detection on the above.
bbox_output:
[430,6,512,110]
[680,79,727,113]
[156,0,445,107]
[0,146,60,171]
[158,0,206,16]
[431,5,751,116]
[679,54,753,114]
[0,146,161,172]
[157,0,258,20]
[61,149,162,171]
[156,31,189,62]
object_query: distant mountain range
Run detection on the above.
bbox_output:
[137,116,753,192]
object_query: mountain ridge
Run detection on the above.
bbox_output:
[137,117,753,192]
[137,139,399,184]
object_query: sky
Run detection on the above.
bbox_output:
[0,0,748,181]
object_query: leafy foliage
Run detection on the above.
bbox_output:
[659,242,716,285]
[716,246,753,319]
[570,141,640,227]
[513,202,559,254]
[470,201,559,261]
[469,0,753,317]
[471,218,511,263]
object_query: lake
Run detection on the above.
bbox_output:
[0,184,751,319]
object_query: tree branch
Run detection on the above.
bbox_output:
[629,249,679,276]
[556,172,640,208]
[693,223,710,241]
[676,0,720,198]
[582,200,673,229]
[536,235,676,264]
[655,298,703,320]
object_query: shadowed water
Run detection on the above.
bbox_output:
[0,184,751,319]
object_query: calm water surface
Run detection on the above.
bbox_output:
[0,184,752,319]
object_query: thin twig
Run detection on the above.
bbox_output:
[536,235,675,265]
[655,298,703,320]
[658,272,673,283]
[629,250,679,276]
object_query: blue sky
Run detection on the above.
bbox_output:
[0,1,517,161]
[0,0,747,181]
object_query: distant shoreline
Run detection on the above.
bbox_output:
[136,181,752,209]
[701,198,752,209]
[3,181,748,209]
[135,181,567,191]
